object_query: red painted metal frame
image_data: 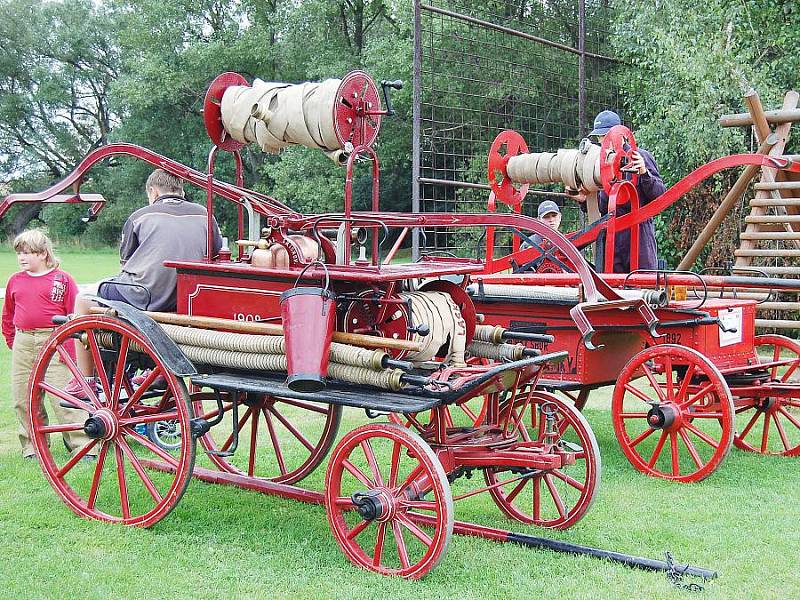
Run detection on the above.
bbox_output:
[0,193,106,222]
[3,142,298,222]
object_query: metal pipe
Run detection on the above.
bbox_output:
[419,3,619,62]
[89,308,423,353]
[476,272,800,292]
[146,461,718,581]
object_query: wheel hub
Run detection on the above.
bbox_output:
[756,397,778,412]
[84,408,118,440]
[351,489,396,522]
[647,403,679,430]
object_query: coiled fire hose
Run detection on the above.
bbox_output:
[178,346,405,391]
[221,78,346,163]
[95,329,407,391]
[505,141,602,192]
[466,340,530,361]
[400,291,467,366]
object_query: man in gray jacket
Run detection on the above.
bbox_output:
[65,169,222,397]
[99,169,222,311]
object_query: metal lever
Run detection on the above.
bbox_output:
[380,79,403,116]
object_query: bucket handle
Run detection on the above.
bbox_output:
[294,260,331,292]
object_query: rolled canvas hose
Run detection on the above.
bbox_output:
[506,142,602,191]
[221,78,346,163]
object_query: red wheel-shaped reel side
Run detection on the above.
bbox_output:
[600,124,639,193]
[334,70,382,149]
[204,72,248,152]
[487,130,529,207]
[612,344,734,482]
[419,280,477,346]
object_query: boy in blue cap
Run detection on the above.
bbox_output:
[574,110,665,272]
[521,200,562,248]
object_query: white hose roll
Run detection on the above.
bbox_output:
[401,291,468,367]
[467,341,526,361]
[221,78,344,161]
[505,143,602,192]
[160,324,388,370]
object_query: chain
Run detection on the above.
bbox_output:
[664,551,708,592]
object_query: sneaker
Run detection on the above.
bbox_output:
[131,369,167,391]
[63,377,98,401]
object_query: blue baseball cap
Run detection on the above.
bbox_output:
[538,200,561,218]
[590,110,621,136]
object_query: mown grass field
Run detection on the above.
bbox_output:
[1,250,799,599]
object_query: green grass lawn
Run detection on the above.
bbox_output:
[0,247,121,287]
[1,251,799,599]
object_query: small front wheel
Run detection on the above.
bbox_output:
[612,344,733,482]
[325,423,453,579]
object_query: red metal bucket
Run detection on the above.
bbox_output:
[280,263,336,392]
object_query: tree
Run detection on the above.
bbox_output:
[612,0,798,267]
[0,0,119,238]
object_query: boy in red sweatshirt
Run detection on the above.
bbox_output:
[2,230,93,458]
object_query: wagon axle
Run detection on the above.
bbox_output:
[351,489,392,522]
[646,403,679,430]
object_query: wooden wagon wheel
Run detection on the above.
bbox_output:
[483,391,600,529]
[28,316,196,527]
[192,392,342,484]
[324,423,453,579]
[612,344,734,482]
[732,334,800,456]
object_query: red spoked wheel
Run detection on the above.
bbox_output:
[732,335,800,456]
[325,423,453,579]
[612,344,734,482]
[487,130,530,207]
[483,391,600,529]
[193,392,342,484]
[599,124,639,192]
[29,316,195,526]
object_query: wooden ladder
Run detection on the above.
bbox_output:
[723,91,800,331]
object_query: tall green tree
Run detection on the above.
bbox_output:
[0,0,119,237]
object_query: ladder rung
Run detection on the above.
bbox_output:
[759,302,800,311]
[745,215,800,224]
[740,232,800,240]
[754,182,800,191]
[755,319,800,329]
[749,198,800,207]
[734,248,800,257]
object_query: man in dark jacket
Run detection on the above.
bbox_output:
[577,110,666,273]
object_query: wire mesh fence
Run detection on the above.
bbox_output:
[414,0,621,257]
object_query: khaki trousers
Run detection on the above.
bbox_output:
[11,328,93,457]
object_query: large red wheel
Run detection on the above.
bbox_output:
[29,316,195,526]
[612,345,734,482]
[325,423,453,579]
[193,392,342,484]
[732,335,800,456]
[484,391,600,529]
